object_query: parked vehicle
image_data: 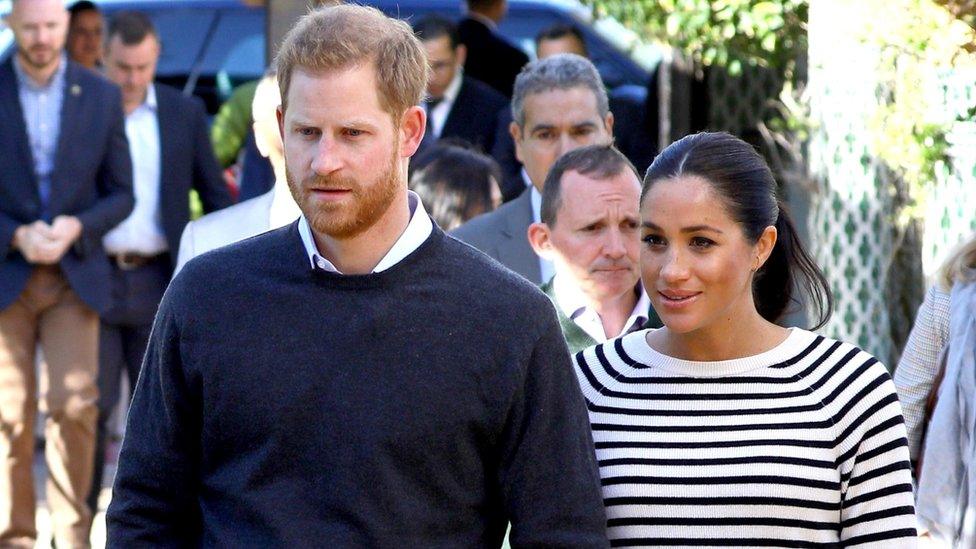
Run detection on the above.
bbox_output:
[1,0,658,114]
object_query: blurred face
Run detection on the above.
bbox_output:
[422,35,464,99]
[537,35,586,59]
[639,176,774,337]
[512,86,613,191]
[67,9,103,68]
[104,34,159,112]
[9,0,69,73]
[278,65,411,240]
[533,169,642,305]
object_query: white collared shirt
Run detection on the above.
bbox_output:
[426,69,463,139]
[525,169,555,283]
[104,85,166,255]
[297,191,433,274]
[552,273,651,342]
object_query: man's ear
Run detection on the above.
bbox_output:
[455,44,467,67]
[604,111,615,137]
[527,222,554,260]
[510,121,524,164]
[400,105,426,158]
[276,106,286,144]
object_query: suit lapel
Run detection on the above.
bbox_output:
[496,190,541,283]
[0,60,40,190]
[50,62,82,214]
[155,85,175,219]
[439,78,468,138]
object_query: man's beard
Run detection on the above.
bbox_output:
[287,147,401,240]
[18,44,58,70]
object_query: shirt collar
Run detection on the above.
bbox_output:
[529,183,542,225]
[297,190,433,274]
[128,84,158,116]
[144,84,158,111]
[14,52,68,92]
[440,69,464,105]
[552,273,650,339]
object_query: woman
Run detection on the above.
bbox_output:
[573,132,917,546]
[894,234,976,546]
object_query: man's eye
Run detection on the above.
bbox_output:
[344,128,364,138]
[297,127,317,137]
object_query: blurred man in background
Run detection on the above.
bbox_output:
[0,0,133,545]
[458,0,527,98]
[175,71,300,275]
[90,10,231,515]
[535,24,587,59]
[66,1,103,69]
[453,54,613,284]
[413,15,507,154]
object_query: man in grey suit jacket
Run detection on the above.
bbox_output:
[451,54,614,284]
[175,73,299,276]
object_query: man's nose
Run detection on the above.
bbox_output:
[556,134,575,157]
[311,137,342,175]
[603,229,627,259]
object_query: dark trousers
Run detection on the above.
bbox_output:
[88,255,169,513]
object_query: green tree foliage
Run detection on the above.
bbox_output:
[581,0,807,76]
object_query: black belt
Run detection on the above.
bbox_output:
[108,252,168,270]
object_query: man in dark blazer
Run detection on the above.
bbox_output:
[452,54,614,285]
[87,11,233,513]
[457,0,528,98]
[0,0,134,545]
[413,15,508,155]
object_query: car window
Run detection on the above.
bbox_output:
[150,7,215,78]
[199,6,265,94]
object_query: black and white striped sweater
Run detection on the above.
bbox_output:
[574,328,918,548]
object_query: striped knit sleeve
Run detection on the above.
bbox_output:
[893,285,951,460]
[834,351,917,547]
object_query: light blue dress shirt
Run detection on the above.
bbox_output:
[13,54,67,221]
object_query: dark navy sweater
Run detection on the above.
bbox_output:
[106,222,608,548]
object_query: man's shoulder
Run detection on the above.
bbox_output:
[178,219,294,281]
[450,203,506,244]
[457,16,489,38]
[155,83,206,114]
[67,61,119,95]
[451,190,532,248]
[460,77,508,109]
[439,231,551,309]
[186,192,272,244]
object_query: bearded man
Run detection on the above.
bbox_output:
[106,5,607,547]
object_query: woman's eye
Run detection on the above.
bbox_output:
[691,237,715,249]
[642,234,665,246]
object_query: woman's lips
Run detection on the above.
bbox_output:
[657,290,702,309]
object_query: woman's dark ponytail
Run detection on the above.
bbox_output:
[754,201,833,329]
[643,131,833,330]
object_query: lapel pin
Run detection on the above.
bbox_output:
[70,84,81,96]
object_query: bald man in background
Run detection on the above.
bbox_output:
[0,0,133,545]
